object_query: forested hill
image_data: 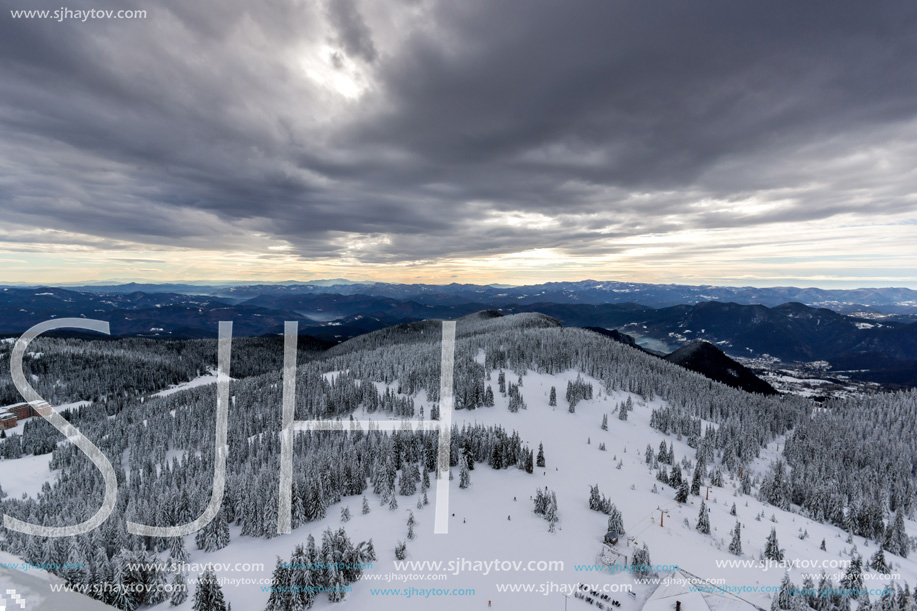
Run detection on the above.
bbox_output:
[1,312,915,610]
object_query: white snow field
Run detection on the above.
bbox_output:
[0,551,115,611]
[2,368,914,611]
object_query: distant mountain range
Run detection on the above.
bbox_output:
[1,282,915,388]
[17,279,917,313]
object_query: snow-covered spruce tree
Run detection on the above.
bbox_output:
[459,449,471,489]
[289,543,316,610]
[589,484,601,512]
[632,544,653,579]
[168,536,189,563]
[601,413,608,430]
[549,385,556,406]
[264,557,291,611]
[696,501,710,534]
[407,511,416,540]
[729,522,742,555]
[675,480,688,504]
[395,540,406,560]
[774,572,795,610]
[607,505,625,535]
[870,548,890,574]
[195,510,230,552]
[691,462,703,496]
[536,442,545,468]
[362,496,370,515]
[841,554,864,594]
[764,527,784,562]
[169,570,188,607]
[193,566,228,611]
[546,494,559,533]
[884,508,909,558]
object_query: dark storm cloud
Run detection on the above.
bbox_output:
[325,0,378,63]
[0,0,916,264]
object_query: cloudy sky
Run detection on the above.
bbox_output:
[1,0,915,287]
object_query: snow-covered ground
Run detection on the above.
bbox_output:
[0,452,56,499]
[3,368,914,611]
[0,551,114,611]
[152,371,222,397]
[137,368,917,610]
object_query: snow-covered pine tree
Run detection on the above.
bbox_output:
[764,527,784,561]
[459,449,471,489]
[696,501,710,534]
[193,566,228,611]
[691,462,703,496]
[263,557,291,611]
[675,480,688,503]
[169,570,188,606]
[884,508,909,558]
[632,544,653,579]
[729,522,742,555]
[841,554,864,593]
[870,548,890,574]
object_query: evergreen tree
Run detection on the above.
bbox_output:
[691,462,703,496]
[263,557,290,611]
[169,570,188,607]
[195,510,230,552]
[549,386,557,407]
[729,522,743,555]
[536,442,545,468]
[696,500,710,534]
[601,413,608,430]
[459,450,471,489]
[193,566,228,611]
[290,543,315,609]
[870,548,890,573]
[632,544,653,579]
[362,496,370,515]
[884,508,909,558]
[840,554,864,594]
[675,480,688,503]
[764,527,784,561]
[168,536,189,563]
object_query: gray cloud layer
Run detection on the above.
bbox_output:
[1,0,916,266]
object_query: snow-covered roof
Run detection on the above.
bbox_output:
[644,570,764,611]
